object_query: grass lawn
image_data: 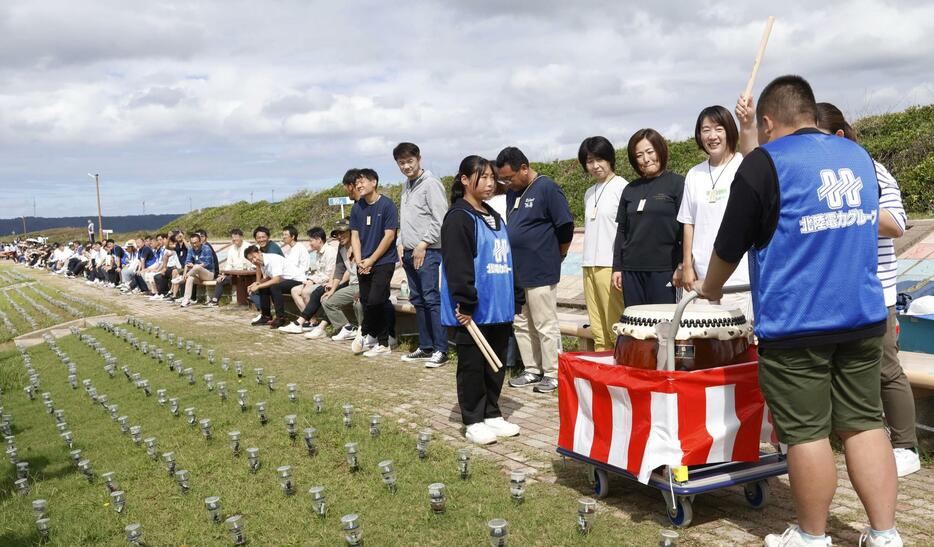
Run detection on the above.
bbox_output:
[0,277,114,344]
[0,320,662,546]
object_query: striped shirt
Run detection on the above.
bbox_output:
[876,160,906,307]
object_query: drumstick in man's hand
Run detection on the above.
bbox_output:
[743,16,775,101]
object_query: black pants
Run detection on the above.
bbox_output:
[212,276,231,301]
[259,279,303,318]
[300,285,327,322]
[154,267,176,295]
[455,323,509,425]
[358,263,394,345]
[621,270,676,307]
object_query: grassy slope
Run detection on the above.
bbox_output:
[160,105,934,237]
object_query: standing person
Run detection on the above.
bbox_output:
[673,106,751,317]
[441,155,522,445]
[611,129,684,306]
[244,245,306,328]
[87,220,95,244]
[206,229,254,307]
[495,146,574,394]
[394,142,450,367]
[698,75,899,547]
[349,168,399,358]
[578,136,627,351]
[815,102,919,478]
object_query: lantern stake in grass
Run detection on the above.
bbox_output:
[111,490,126,513]
[205,496,222,524]
[277,465,295,495]
[341,514,363,546]
[228,431,241,457]
[309,486,326,517]
[225,514,247,545]
[577,497,596,534]
[247,447,260,473]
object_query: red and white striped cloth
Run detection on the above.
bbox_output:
[558,352,777,484]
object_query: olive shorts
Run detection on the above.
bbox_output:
[758,336,884,445]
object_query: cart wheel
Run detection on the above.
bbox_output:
[743,480,770,509]
[591,467,610,499]
[664,494,694,528]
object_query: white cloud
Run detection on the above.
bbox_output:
[1,0,933,218]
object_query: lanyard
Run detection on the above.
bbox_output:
[509,175,542,216]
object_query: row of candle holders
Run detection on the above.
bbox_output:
[28,284,87,318]
[3,289,39,329]
[10,285,59,320]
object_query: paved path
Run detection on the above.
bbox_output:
[22,268,934,546]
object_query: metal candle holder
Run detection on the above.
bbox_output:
[185,368,195,385]
[102,471,118,493]
[345,442,359,472]
[577,497,596,534]
[416,430,431,460]
[169,398,180,417]
[16,461,29,480]
[36,517,50,540]
[256,402,268,425]
[204,496,222,523]
[32,498,48,519]
[287,383,297,403]
[111,490,126,513]
[175,469,190,494]
[510,470,525,504]
[185,407,197,426]
[235,361,243,378]
[200,419,213,440]
[130,425,142,446]
[254,368,264,385]
[195,343,203,357]
[303,427,317,456]
[141,380,151,397]
[221,357,230,372]
[488,519,508,546]
[145,438,158,460]
[14,477,29,495]
[341,514,363,546]
[78,459,94,482]
[228,431,241,457]
[61,431,74,449]
[277,465,294,495]
[342,404,353,428]
[68,374,78,389]
[207,349,216,364]
[157,389,167,406]
[309,486,326,517]
[266,375,276,391]
[124,523,142,545]
[110,404,119,421]
[176,361,185,377]
[163,452,176,477]
[457,448,471,480]
[378,460,396,493]
[204,374,215,392]
[218,382,228,401]
[69,449,82,468]
[118,416,130,434]
[247,447,260,473]
[314,394,324,413]
[428,483,446,514]
[237,390,248,412]
[369,415,381,438]
[284,415,297,441]
[225,515,247,545]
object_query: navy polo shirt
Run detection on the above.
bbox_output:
[505,175,574,288]
[349,194,399,267]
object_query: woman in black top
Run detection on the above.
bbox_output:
[611,128,684,306]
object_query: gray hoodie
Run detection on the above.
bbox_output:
[399,169,448,250]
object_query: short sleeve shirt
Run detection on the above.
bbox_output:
[582,175,627,267]
[349,194,399,267]
[505,175,574,287]
[260,253,305,282]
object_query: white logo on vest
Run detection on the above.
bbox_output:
[799,168,876,234]
[487,239,511,274]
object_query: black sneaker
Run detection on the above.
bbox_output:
[401,348,433,362]
[205,299,218,308]
[508,372,542,388]
[533,377,558,393]
[424,351,448,368]
[251,315,272,326]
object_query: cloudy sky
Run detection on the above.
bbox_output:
[1,0,932,219]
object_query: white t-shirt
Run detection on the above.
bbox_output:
[285,242,311,275]
[677,155,749,286]
[485,194,508,221]
[875,160,906,307]
[260,253,306,282]
[582,175,627,268]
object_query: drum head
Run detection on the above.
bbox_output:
[612,304,752,341]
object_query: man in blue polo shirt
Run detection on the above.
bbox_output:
[495,147,574,393]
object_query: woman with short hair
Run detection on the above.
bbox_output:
[611,129,684,306]
[578,136,627,350]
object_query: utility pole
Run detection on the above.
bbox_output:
[271,189,275,203]
[88,173,103,240]
[142,201,146,215]
[250,191,254,203]
[21,216,26,235]
[189,196,192,212]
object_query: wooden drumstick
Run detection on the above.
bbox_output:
[466,319,502,373]
[743,16,775,101]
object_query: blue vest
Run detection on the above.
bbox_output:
[440,210,515,327]
[751,132,885,341]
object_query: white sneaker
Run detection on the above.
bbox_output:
[388,335,398,349]
[484,417,520,437]
[893,448,920,478]
[764,525,832,546]
[148,294,162,301]
[363,335,377,349]
[351,335,366,355]
[178,299,191,308]
[465,423,497,445]
[331,326,357,341]
[251,313,263,323]
[362,344,390,358]
[278,321,305,334]
[858,527,903,547]
[305,325,328,339]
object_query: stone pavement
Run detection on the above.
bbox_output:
[19,267,934,546]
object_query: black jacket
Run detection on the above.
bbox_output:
[440,198,525,318]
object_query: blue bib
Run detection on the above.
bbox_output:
[751,132,885,340]
[441,210,515,327]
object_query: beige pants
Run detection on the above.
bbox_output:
[514,285,561,378]
[583,266,624,351]
[183,265,215,301]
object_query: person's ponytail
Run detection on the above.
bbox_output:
[450,174,466,205]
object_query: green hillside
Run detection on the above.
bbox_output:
[162,104,934,236]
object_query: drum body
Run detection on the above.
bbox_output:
[612,304,755,371]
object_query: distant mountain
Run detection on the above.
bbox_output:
[1,214,183,236]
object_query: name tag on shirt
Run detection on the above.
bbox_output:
[637,199,646,212]
[589,206,597,220]
[366,216,371,226]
